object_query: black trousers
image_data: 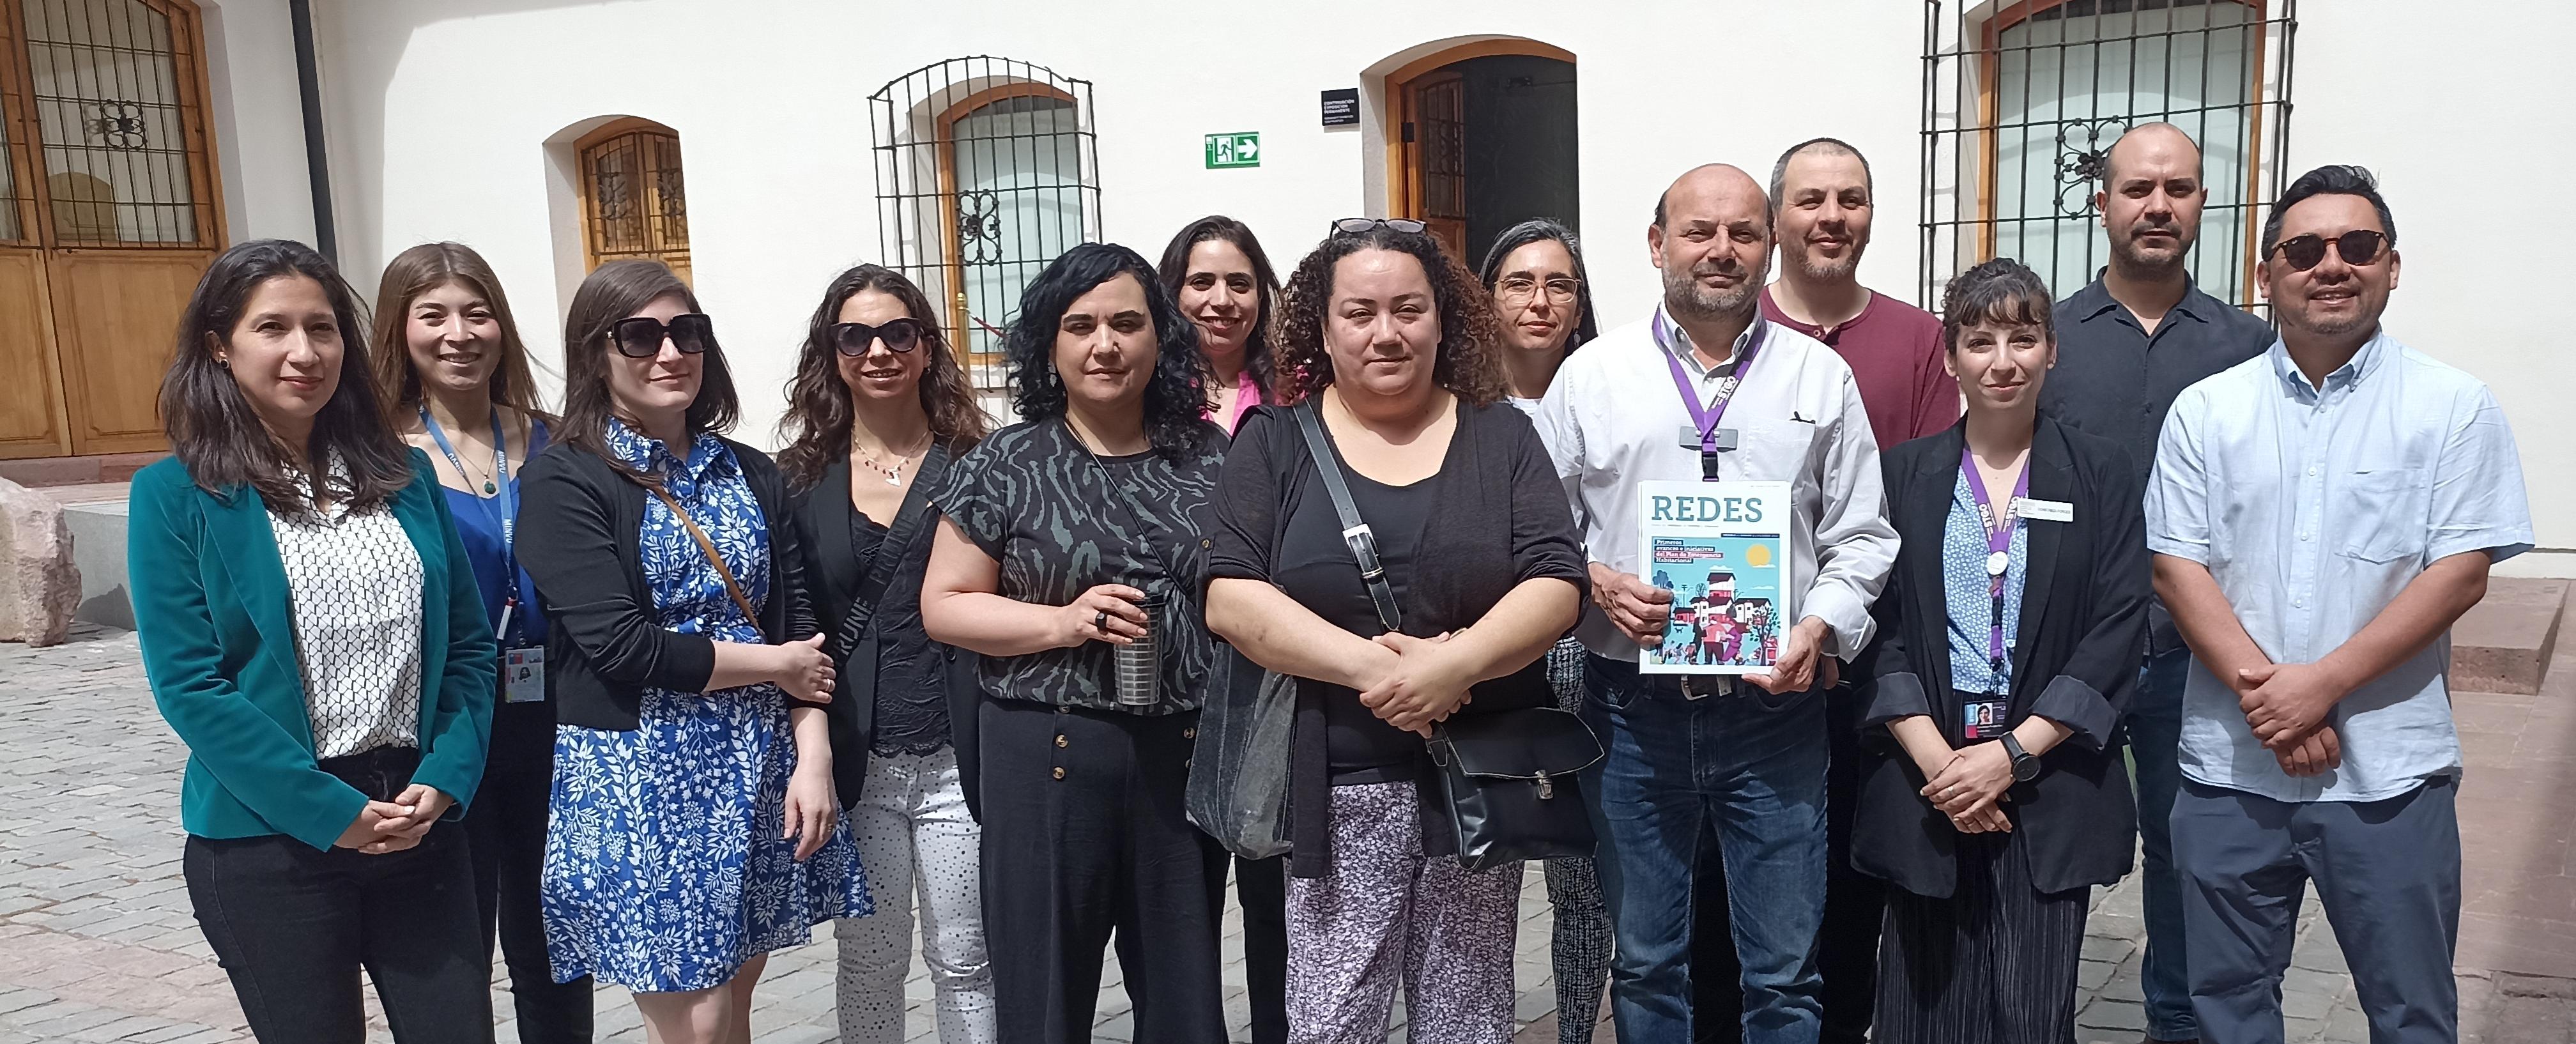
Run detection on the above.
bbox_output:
[981,699,1229,1044]
[1874,830,2087,1044]
[1235,853,1289,1044]
[183,747,494,1044]
[1692,683,1879,1044]
[466,698,592,1043]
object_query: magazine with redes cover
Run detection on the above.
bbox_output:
[1637,480,1791,675]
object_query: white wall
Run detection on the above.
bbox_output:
[197,0,314,245]
[282,0,2569,557]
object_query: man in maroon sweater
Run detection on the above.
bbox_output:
[1694,138,1961,1044]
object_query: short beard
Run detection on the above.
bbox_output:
[1662,263,1763,323]
[2287,304,2379,341]
[2109,223,2195,279]
[1791,248,1860,282]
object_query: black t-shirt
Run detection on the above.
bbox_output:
[1271,460,1437,784]
[932,419,1227,714]
[844,513,950,755]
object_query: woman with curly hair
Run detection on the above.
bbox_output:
[774,265,994,1043]
[920,242,1230,1043]
[1205,219,1587,1041]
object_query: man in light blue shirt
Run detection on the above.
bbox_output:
[2145,165,2533,1043]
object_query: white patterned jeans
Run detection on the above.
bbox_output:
[834,746,996,1044]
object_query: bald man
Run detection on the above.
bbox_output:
[1535,164,1897,1044]
[2037,122,2274,1044]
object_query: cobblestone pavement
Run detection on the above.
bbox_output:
[5,623,2570,1043]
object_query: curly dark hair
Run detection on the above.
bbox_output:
[1005,242,1214,458]
[1274,222,1506,406]
[1155,215,1281,399]
[776,264,990,491]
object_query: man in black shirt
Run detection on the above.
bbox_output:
[2037,121,2273,1044]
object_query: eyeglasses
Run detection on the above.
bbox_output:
[1332,217,1427,235]
[610,314,714,358]
[1496,276,1582,306]
[2268,230,2387,271]
[829,318,926,357]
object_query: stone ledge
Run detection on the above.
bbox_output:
[2456,576,2569,696]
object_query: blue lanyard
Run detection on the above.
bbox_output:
[420,405,522,641]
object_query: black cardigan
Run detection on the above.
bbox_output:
[518,436,822,731]
[1849,413,2149,898]
[786,447,983,818]
[1207,400,1588,879]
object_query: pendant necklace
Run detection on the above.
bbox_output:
[854,432,931,486]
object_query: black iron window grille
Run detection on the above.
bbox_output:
[8,0,211,247]
[579,121,691,282]
[871,56,1102,391]
[1919,0,2296,310]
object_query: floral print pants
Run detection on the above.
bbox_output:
[1285,780,1521,1044]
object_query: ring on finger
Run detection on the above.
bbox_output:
[1096,610,1108,632]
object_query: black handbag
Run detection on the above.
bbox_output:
[1293,403,1602,872]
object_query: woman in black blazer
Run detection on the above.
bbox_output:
[1851,258,2150,1044]
[776,263,995,1043]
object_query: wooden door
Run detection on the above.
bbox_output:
[0,0,223,459]
[1400,70,1468,262]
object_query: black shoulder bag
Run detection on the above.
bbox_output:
[1293,401,1600,872]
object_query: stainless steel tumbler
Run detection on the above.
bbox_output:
[1112,594,1165,707]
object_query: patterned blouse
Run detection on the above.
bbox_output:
[933,419,1227,713]
[606,419,769,641]
[267,459,426,759]
[1941,469,2030,696]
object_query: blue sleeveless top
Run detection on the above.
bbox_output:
[440,418,549,647]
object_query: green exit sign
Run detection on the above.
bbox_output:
[1204,132,1261,169]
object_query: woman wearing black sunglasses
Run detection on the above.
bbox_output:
[518,260,873,1044]
[776,265,996,1043]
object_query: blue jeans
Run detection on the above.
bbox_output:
[1581,656,1828,1044]
[2134,648,2193,1041]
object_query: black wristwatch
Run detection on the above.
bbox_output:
[2000,733,2042,782]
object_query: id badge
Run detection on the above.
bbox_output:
[1676,426,1742,451]
[504,647,547,703]
[1963,697,2009,740]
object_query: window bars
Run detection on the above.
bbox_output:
[871,56,1103,391]
[1919,0,2296,310]
[580,123,691,281]
[6,0,211,248]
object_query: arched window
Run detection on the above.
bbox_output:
[872,58,1101,388]
[1920,0,2294,307]
[576,118,689,281]
[1,0,224,458]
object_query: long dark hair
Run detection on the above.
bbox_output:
[1477,217,1600,352]
[1275,223,1507,406]
[1006,242,1213,458]
[1155,215,1280,398]
[777,264,990,490]
[557,260,740,479]
[160,238,412,519]
[367,242,551,425]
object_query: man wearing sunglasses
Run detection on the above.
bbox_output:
[2034,122,2276,1044]
[2146,165,2532,1044]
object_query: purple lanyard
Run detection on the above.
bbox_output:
[1962,447,2030,677]
[1655,309,1759,472]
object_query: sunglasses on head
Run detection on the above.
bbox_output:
[610,314,714,358]
[2269,230,2387,272]
[1332,217,1427,235]
[829,318,927,357]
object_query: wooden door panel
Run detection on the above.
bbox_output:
[48,249,204,454]
[0,249,67,458]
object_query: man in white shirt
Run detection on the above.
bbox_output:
[1538,164,1897,1044]
[2147,165,2533,1043]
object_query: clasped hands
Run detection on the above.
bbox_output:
[2236,661,2346,777]
[334,783,452,854]
[1916,741,2016,835]
[1356,631,1475,738]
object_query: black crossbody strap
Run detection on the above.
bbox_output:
[1070,421,1188,587]
[832,442,951,659]
[1293,401,1401,633]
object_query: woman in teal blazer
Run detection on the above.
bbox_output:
[130,240,499,1044]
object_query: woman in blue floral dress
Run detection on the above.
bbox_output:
[519,260,871,1043]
